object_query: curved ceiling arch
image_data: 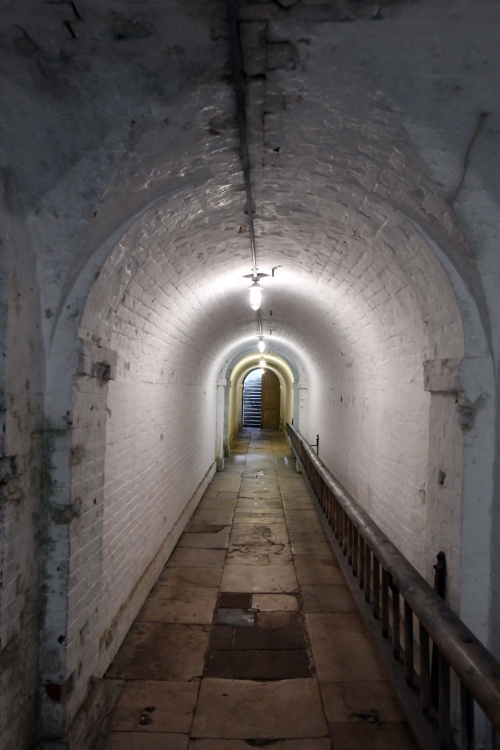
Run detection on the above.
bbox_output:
[225,352,297,441]
[229,353,295,391]
[218,336,304,386]
[68,67,474,406]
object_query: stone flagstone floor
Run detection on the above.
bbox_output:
[97,429,419,750]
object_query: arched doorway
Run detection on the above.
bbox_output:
[242,369,262,427]
[242,369,281,429]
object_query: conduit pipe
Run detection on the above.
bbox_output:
[226,0,258,279]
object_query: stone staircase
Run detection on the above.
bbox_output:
[243,374,262,427]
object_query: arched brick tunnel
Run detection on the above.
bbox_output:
[1,1,499,747]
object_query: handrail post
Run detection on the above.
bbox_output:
[431,552,447,708]
[352,525,358,576]
[439,653,451,748]
[381,568,389,638]
[392,581,400,660]
[342,512,348,556]
[347,519,353,565]
[373,557,380,620]
[364,542,371,603]
[359,535,365,587]
[460,683,475,750]
[420,623,431,714]
[404,601,414,685]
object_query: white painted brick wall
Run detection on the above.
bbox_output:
[65,285,218,717]
[302,257,463,589]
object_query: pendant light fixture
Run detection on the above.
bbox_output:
[249,278,262,311]
[257,336,265,353]
[244,271,268,311]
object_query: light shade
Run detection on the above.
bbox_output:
[258,339,265,353]
[249,280,262,311]
[259,358,266,368]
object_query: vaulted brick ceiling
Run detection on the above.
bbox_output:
[2,0,481,375]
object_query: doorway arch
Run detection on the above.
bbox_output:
[242,369,262,427]
[223,353,297,448]
[241,368,282,429]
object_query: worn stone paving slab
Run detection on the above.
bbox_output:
[305,613,368,638]
[309,632,386,682]
[285,518,324,533]
[150,583,216,601]
[102,733,189,750]
[205,649,312,680]
[238,489,281,500]
[232,513,286,526]
[196,498,238,511]
[292,541,335,555]
[202,491,240,500]
[138,589,218,625]
[158,567,222,588]
[167,548,227,568]
[294,555,344,585]
[232,625,307,650]
[237,498,282,509]
[284,508,320,517]
[210,625,234,649]
[215,608,255,627]
[191,678,328,738]
[241,469,275,476]
[226,543,292,566]
[301,585,357,613]
[252,593,299,611]
[187,510,235,527]
[239,476,280,485]
[319,681,406,722]
[106,622,210,681]
[285,510,325,527]
[109,680,198,733]
[219,591,252,609]
[237,492,283,502]
[220,564,298,593]
[255,611,303,629]
[184,524,226,534]
[328,721,418,749]
[279,482,311,492]
[229,523,289,546]
[287,529,329,543]
[177,529,231,549]
[282,497,315,509]
[206,479,242,493]
[236,506,284,516]
[219,592,253,608]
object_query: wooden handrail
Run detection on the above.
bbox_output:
[286,422,500,741]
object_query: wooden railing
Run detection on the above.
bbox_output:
[287,422,500,750]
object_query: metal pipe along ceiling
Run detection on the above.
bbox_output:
[226,0,258,280]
